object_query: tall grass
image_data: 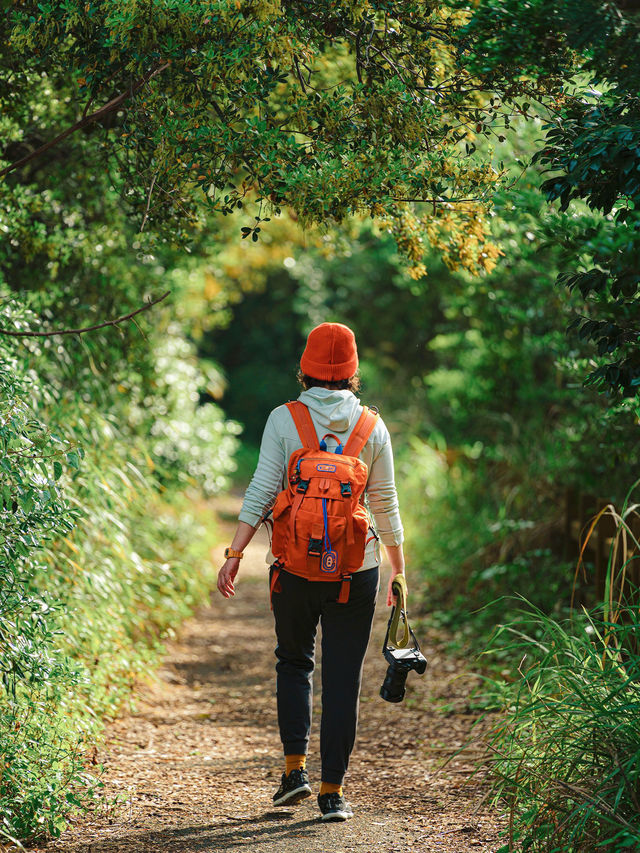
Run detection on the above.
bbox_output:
[482,483,640,852]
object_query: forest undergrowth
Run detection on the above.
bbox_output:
[0,302,239,845]
[400,440,640,851]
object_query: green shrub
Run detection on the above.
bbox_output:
[1,340,88,842]
[128,328,241,495]
[396,438,576,642]
[0,299,238,843]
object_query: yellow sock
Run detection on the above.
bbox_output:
[285,754,306,774]
[320,781,343,796]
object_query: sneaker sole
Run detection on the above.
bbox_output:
[320,809,353,822]
[273,785,312,807]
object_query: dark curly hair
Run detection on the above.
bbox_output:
[297,369,361,394]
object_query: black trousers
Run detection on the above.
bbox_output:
[270,565,379,785]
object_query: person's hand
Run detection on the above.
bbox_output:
[217,558,240,598]
[386,568,406,607]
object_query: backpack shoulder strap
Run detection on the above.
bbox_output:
[286,401,319,450]
[342,406,380,458]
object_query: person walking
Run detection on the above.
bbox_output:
[217,322,406,822]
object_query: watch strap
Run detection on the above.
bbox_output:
[224,547,244,559]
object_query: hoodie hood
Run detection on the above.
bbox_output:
[297,387,361,433]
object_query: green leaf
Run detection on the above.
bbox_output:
[66,451,80,470]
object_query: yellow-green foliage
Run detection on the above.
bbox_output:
[2,0,537,278]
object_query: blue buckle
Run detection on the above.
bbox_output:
[319,436,344,454]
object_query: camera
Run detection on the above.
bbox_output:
[379,577,427,703]
[380,643,427,703]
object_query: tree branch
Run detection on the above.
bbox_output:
[0,62,170,179]
[140,171,158,231]
[0,290,171,338]
[293,53,308,94]
[82,66,123,119]
[391,196,484,203]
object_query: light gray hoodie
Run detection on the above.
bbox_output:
[238,387,404,571]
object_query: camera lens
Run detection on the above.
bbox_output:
[380,661,409,703]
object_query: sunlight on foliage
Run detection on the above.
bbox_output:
[0,295,238,842]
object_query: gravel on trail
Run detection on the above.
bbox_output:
[41,494,505,853]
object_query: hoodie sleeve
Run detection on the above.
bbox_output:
[238,410,286,527]
[366,423,404,547]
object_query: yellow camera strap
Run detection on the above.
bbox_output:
[387,574,410,649]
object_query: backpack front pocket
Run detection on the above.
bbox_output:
[287,507,347,576]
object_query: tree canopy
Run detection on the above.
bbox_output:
[2,0,538,279]
[3,1,640,397]
[461,0,640,396]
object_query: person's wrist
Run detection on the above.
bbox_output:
[224,547,244,560]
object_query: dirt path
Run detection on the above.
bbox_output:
[44,493,504,853]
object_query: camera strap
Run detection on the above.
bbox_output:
[384,575,415,650]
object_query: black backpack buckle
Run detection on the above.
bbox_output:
[308,537,322,556]
[296,479,309,494]
[340,481,352,497]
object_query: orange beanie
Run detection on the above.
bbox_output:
[300,322,359,381]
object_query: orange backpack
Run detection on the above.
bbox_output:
[269,401,380,606]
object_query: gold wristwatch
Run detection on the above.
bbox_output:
[224,547,244,560]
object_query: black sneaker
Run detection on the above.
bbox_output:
[272,768,312,806]
[317,792,354,821]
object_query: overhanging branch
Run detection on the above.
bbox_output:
[0,61,170,179]
[0,290,171,338]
